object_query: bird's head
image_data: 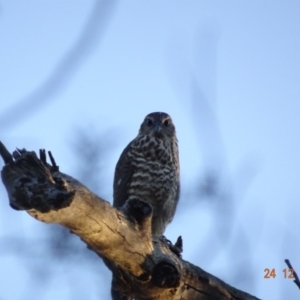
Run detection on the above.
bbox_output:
[138,112,176,139]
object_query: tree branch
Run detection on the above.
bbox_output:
[0,141,261,300]
[285,259,300,290]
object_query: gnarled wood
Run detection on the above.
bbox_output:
[0,141,261,300]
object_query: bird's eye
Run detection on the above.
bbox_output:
[146,119,153,126]
[163,119,170,126]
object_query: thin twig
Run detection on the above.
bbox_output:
[48,151,59,172]
[0,141,13,164]
[285,259,300,290]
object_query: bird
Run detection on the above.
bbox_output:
[113,112,180,236]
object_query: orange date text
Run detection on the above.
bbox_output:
[264,268,294,279]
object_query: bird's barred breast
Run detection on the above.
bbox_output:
[127,136,178,205]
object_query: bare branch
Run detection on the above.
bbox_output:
[0,141,261,300]
[285,259,300,290]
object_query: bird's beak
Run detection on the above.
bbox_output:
[154,123,162,133]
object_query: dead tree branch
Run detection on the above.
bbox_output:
[0,141,261,300]
[285,259,300,290]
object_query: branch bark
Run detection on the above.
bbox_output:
[0,141,261,300]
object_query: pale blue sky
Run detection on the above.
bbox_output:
[1,1,300,299]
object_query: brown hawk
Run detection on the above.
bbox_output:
[113,112,180,236]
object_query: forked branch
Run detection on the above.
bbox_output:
[0,141,260,300]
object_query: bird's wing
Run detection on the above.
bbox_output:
[164,141,180,223]
[113,140,135,208]
[163,180,180,225]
